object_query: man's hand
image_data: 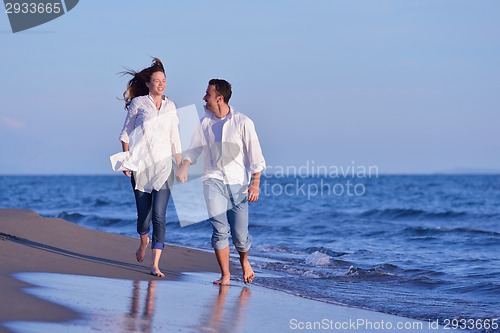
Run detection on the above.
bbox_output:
[245,172,262,202]
[123,170,132,177]
[246,184,260,202]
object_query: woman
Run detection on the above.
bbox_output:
[119,58,181,277]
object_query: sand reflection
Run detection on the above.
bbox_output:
[7,273,261,333]
[198,285,252,333]
[125,280,157,333]
[124,278,252,333]
[124,279,253,333]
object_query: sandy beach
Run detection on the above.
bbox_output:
[0,208,453,333]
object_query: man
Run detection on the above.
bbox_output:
[176,79,266,285]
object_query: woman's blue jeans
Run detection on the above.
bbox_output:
[131,174,173,250]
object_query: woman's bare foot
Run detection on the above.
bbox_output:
[150,266,165,278]
[150,248,164,277]
[135,236,149,262]
[213,275,231,285]
[241,260,254,284]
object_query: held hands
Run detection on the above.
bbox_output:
[176,162,189,183]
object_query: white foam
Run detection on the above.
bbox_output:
[305,251,332,266]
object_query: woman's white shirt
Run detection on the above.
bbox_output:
[120,95,181,193]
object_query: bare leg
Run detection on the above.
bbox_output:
[136,234,150,262]
[150,248,165,278]
[213,246,231,285]
[238,251,254,284]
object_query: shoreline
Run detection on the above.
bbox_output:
[0,208,221,328]
[0,208,453,333]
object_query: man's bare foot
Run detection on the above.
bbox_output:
[135,237,149,262]
[241,260,254,284]
[150,267,165,278]
[213,275,231,285]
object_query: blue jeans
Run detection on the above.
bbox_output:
[131,173,173,250]
[203,178,251,253]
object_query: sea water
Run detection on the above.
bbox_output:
[1,175,499,332]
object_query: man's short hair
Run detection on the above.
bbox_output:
[209,79,232,103]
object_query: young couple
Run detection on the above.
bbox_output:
[118,58,266,285]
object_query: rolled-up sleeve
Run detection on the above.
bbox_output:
[242,119,266,174]
[119,99,138,143]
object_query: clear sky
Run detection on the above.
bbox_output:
[1,0,499,175]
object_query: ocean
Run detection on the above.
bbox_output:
[1,174,499,332]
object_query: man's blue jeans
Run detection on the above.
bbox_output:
[131,174,173,250]
[203,178,251,253]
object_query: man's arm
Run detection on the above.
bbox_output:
[176,120,206,183]
[241,118,265,202]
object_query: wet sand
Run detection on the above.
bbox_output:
[0,209,451,333]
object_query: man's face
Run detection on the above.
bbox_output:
[203,84,221,112]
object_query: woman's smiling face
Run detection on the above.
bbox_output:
[146,71,166,96]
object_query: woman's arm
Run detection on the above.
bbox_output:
[121,141,132,177]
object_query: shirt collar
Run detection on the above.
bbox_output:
[147,94,166,104]
[204,105,233,120]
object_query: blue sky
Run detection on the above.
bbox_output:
[1,0,499,174]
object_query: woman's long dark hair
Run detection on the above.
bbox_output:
[120,57,165,110]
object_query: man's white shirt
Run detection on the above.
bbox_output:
[184,106,266,185]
